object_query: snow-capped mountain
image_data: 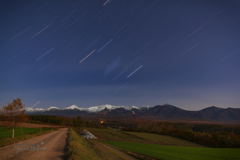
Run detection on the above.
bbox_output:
[25,106,59,112]
[64,105,86,111]
[25,107,45,112]
[47,106,59,110]
[86,104,138,112]
[26,104,139,113]
[25,104,240,122]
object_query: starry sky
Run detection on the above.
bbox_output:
[0,0,240,110]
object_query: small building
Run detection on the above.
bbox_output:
[80,131,96,139]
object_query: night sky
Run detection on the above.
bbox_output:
[1,0,240,110]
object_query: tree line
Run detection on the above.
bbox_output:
[192,124,240,135]
[122,121,240,148]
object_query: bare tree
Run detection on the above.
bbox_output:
[0,98,28,138]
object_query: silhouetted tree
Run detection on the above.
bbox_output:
[0,98,28,138]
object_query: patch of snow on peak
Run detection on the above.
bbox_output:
[47,106,59,110]
[25,107,46,112]
[87,104,122,112]
[64,105,81,110]
[25,107,34,111]
[34,108,45,111]
[122,106,139,110]
[86,104,139,112]
[131,106,139,109]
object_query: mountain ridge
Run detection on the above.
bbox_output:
[26,104,240,122]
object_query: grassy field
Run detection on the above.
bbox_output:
[102,140,240,160]
[87,128,204,147]
[66,128,103,160]
[0,127,58,147]
[0,126,51,139]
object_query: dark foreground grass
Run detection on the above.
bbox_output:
[102,140,240,160]
[66,128,102,160]
[0,126,51,139]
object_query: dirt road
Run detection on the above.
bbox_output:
[95,142,137,160]
[0,128,68,160]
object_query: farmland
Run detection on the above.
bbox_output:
[102,140,240,160]
[87,128,240,159]
[0,126,51,139]
[86,128,205,147]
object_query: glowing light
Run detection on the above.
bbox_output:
[61,9,77,23]
[69,12,86,27]
[113,68,128,81]
[31,101,40,108]
[127,65,143,78]
[31,22,53,38]
[178,43,199,57]
[36,47,55,61]
[11,27,30,40]
[97,39,113,53]
[79,50,95,63]
[103,0,109,6]
[114,82,128,94]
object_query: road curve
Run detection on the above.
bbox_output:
[0,128,68,160]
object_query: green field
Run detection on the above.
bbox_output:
[102,140,240,160]
[87,128,204,147]
[0,126,51,139]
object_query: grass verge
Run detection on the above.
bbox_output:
[65,128,102,160]
[102,140,240,160]
[0,127,58,148]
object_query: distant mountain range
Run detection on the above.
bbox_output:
[26,104,139,113]
[26,104,240,122]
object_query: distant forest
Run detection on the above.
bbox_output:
[0,115,104,129]
[122,121,240,148]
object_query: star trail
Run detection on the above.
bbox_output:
[0,0,240,110]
